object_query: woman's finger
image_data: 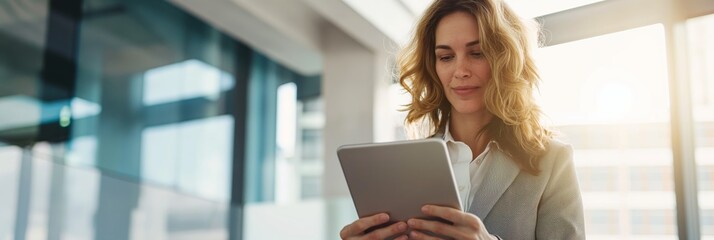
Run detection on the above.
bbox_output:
[340,213,389,238]
[361,222,408,240]
[407,218,460,238]
[408,229,443,240]
[421,205,469,225]
[393,235,408,240]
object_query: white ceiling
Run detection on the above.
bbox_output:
[167,0,611,75]
[343,0,605,47]
[171,0,397,76]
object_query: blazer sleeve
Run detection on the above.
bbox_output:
[535,144,586,239]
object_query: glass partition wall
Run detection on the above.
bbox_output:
[0,0,321,239]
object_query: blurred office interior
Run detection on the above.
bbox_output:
[1,0,714,239]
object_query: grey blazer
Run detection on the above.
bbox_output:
[468,139,585,240]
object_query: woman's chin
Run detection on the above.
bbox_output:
[451,105,487,116]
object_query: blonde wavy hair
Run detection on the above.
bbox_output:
[398,0,552,175]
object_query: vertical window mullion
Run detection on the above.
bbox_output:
[664,1,701,238]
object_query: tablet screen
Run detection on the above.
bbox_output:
[338,138,463,224]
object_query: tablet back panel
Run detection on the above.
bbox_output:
[338,139,462,222]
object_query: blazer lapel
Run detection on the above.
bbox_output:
[468,149,521,219]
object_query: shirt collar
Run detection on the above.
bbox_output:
[443,121,501,150]
[443,121,456,142]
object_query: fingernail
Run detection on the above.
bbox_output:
[407,219,416,226]
[398,222,407,231]
[380,214,389,221]
[422,205,430,212]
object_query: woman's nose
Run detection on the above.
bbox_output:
[454,58,471,79]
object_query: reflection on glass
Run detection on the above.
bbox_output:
[536,24,675,239]
[277,82,297,158]
[0,146,22,238]
[0,144,229,239]
[142,115,234,201]
[143,59,235,106]
[65,136,98,167]
[0,96,100,133]
[62,158,100,240]
[300,175,321,199]
[0,96,41,132]
[687,13,714,239]
[274,83,326,202]
[71,0,241,202]
[275,82,298,204]
[0,0,48,144]
[244,57,325,203]
[301,129,322,160]
[297,97,325,200]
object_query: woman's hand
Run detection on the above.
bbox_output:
[340,213,408,240]
[407,205,496,240]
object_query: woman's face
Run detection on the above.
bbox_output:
[434,11,492,116]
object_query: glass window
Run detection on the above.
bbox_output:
[0,146,23,237]
[700,166,714,191]
[301,129,323,161]
[299,97,324,164]
[142,59,235,106]
[630,167,673,191]
[703,210,714,236]
[0,0,49,144]
[578,167,618,191]
[272,83,326,202]
[585,210,619,235]
[300,175,322,199]
[1,0,240,239]
[71,0,242,238]
[297,97,324,199]
[630,210,676,235]
[302,97,324,113]
[390,83,411,141]
[536,24,676,238]
[243,53,324,204]
[71,0,240,200]
[141,115,234,201]
[687,13,714,239]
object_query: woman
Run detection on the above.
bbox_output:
[339,0,584,239]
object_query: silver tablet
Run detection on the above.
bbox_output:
[338,138,462,230]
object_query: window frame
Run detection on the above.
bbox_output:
[539,0,714,238]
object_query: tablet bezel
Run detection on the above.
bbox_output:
[338,138,463,225]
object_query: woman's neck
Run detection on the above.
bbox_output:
[449,110,494,158]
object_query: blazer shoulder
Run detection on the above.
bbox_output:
[539,138,574,168]
[548,138,571,151]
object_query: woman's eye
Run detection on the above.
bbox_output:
[471,52,483,58]
[438,55,453,61]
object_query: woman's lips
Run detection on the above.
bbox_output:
[452,86,480,96]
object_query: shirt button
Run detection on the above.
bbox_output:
[458,185,465,191]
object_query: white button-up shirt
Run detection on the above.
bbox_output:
[443,123,500,211]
